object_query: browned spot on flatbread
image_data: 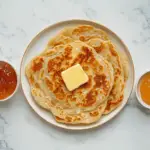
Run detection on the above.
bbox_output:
[94,74,109,94]
[65,116,72,122]
[82,66,89,71]
[64,45,72,60]
[105,95,124,111]
[32,58,43,72]
[47,59,55,73]
[29,75,34,84]
[84,90,97,106]
[55,116,64,121]
[35,83,40,88]
[73,26,93,35]
[45,77,53,91]
[80,76,92,89]
[79,36,85,41]
[90,111,99,117]
[94,74,106,87]
[71,46,93,65]
[54,87,66,100]
[94,42,105,53]
[109,43,117,56]
[116,68,121,75]
[82,46,93,62]
[73,116,81,121]
[40,70,44,78]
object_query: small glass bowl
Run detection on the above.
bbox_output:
[0,60,19,102]
[136,71,150,109]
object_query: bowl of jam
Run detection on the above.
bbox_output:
[0,60,18,101]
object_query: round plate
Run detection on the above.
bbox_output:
[20,19,135,130]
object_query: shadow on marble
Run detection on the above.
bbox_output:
[24,108,125,143]
[27,102,126,134]
[136,101,150,116]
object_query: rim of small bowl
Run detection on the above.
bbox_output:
[0,60,19,102]
[136,70,150,109]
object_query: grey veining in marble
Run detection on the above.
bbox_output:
[0,0,150,150]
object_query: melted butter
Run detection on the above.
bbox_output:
[140,72,150,105]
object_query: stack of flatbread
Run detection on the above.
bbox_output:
[26,25,129,124]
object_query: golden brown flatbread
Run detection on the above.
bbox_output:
[26,41,114,124]
[45,25,128,115]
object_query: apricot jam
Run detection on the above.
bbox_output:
[140,72,150,105]
[0,61,17,100]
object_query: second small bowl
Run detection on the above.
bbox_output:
[136,71,150,109]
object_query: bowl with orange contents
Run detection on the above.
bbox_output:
[0,60,18,102]
[136,71,150,109]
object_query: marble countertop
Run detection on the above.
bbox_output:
[0,0,150,149]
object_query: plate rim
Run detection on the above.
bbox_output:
[20,19,135,130]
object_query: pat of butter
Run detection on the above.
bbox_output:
[61,64,88,91]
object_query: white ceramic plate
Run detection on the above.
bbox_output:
[20,19,135,130]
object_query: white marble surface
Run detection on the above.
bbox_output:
[0,0,150,149]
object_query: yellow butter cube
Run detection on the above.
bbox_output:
[61,64,89,91]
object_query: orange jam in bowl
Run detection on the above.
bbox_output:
[139,72,150,106]
[0,61,17,101]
